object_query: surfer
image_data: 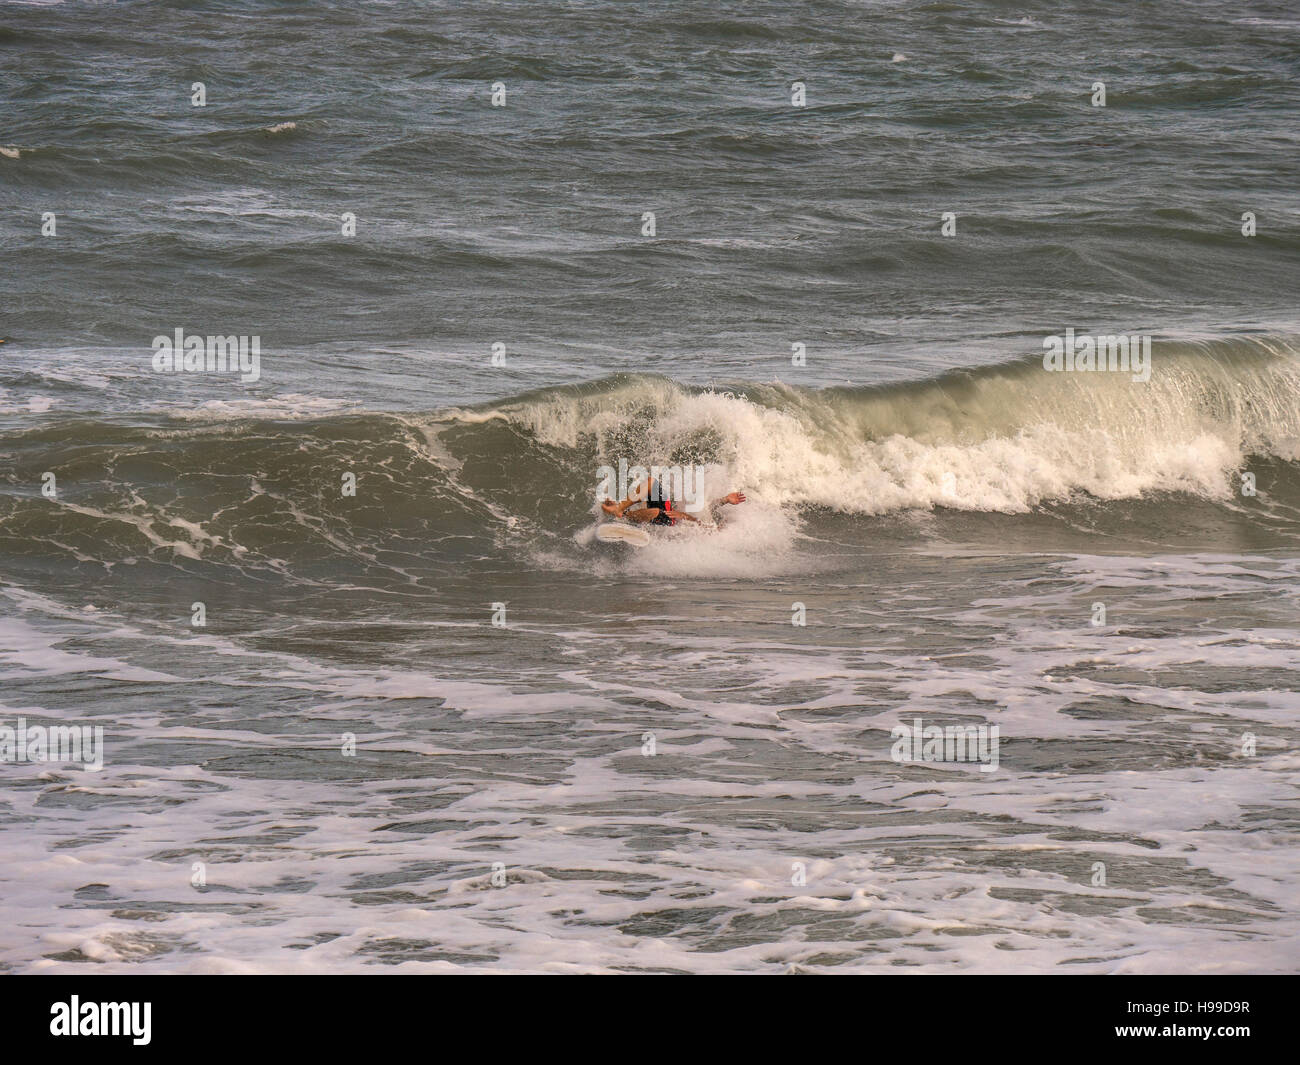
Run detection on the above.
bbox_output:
[601,475,746,527]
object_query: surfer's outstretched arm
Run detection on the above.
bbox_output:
[701,491,746,526]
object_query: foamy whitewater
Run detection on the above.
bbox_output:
[1,0,1298,973]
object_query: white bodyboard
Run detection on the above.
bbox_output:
[596,523,651,547]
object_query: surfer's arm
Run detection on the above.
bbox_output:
[700,492,746,516]
[692,492,746,526]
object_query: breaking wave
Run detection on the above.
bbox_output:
[2,334,1299,584]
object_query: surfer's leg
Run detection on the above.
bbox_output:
[624,506,661,523]
[604,496,652,520]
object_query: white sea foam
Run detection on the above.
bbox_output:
[0,550,1295,973]
[169,393,356,420]
[505,342,1300,518]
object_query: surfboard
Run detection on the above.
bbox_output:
[596,523,651,547]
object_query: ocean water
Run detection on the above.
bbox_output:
[1,0,1298,973]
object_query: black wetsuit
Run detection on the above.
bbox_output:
[646,478,676,525]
